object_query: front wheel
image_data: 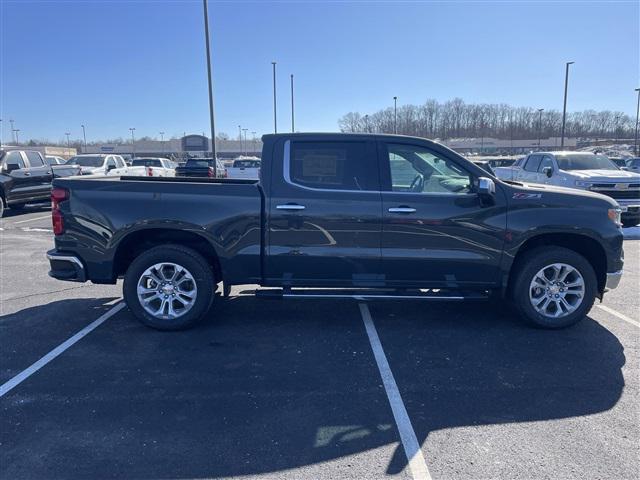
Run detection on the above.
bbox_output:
[123,245,216,330]
[511,247,597,329]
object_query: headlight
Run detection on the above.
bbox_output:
[575,180,593,188]
[608,208,622,227]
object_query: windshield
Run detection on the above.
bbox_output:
[556,154,618,171]
[67,156,104,167]
[132,159,163,167]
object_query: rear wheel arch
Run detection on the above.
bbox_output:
[113,228,223,283]
[507,233,607,296]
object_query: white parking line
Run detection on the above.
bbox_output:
[359,303,432,480]
[596,304,640,328]
[13,215,51,225]
[0,302,125,398]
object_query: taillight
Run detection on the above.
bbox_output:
[51,187,69,236]
[208,166,214,177]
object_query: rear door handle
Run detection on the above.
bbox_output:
[276,204,306,211]
[388,207,416,213]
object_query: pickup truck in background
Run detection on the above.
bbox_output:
[494,151,640,227]
[45,155,82,178]
[127,157,177,177]
[48,133,624,331]
[175,158,227,178]
[66,154,129,176]
[1,149,53,217]
[227,157,261,180]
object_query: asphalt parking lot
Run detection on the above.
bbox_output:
[1,205,639,480]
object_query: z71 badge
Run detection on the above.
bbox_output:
[513,193,542,199]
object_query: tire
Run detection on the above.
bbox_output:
[123,245,216,330]
[0,197,5,218]
[511,246,597,329]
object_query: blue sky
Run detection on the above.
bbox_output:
[1,0,638,143]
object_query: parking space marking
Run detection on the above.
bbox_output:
[0,302,125,398]
[13,215,51,225]
[596,304,640,328]
[359,303,432,480]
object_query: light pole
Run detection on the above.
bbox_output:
[0,119,2,150]
[537,108,544,149]
[9,119,15,143]
[560,61,574,149]
[13,129,20,145]
[238,125,242,156]
[81,124,87,152]
[65,132,71,156]
[393,96,398,134]
[251,131,257,154]
[634,88,640,156]
[242,128,248,155]
[271,61,277,133]
[159,131,165,153]
[290,74,295,133]
[364,115,369,133]
[613,115,620,144]
[129,128,136,158]
[202,0,217,168]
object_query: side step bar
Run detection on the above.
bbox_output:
[254,288,489,301]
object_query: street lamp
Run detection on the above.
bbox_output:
[81,124,87,152]
[129,128,136,158]
[202,0,217,164]
[272,61,277,133]
[242,128,248,155]
[9,119,15,143]
[238,125,242,156]
[537,109,544,148]
[393,96,398,134]
[159,131,165,153]
[251,131,257,154]
[613,115,620,144]
[634,88,640,156]
[290,74,295,133]
[13,129,20,145]
[560,61,574,149]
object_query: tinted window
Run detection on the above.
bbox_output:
[3,151,26,169]
[386,143,472,194]
[289,141,376,191]
[524,155,542,172]
[25,151,44,167]
[132,159,163,167]
[67,156,104,167]
[185,160,212,168]
[539,156,554,172]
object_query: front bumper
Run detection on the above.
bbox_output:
[47,250,86,282]
[605,270,623,291]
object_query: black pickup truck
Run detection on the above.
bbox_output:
[1,149,54,217]
[47,133,624,330]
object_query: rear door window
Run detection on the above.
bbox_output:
[288,141,378,191]
[25,151,45,167]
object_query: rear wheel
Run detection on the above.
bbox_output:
[123,245,216,330]
[511,247,597,328]
[0,197,5,218]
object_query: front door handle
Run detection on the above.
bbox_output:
[276,204,306,211]
[24,172,31,176]
[388,207,416,213]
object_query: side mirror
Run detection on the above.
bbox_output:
[477,177,495,196]
[106,165,115,172]
[542,166,553,178]
[4,163,20,173]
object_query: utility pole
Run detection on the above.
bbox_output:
[613,116,620,144]
[160,131,165,153]
[560,61,574,149]
[537,108,544,149]
[393,96,398,134]
[238,125,242,156]
[251,131,257,154]
[290,74,295,133]
[9,119,15,143]
[203,0,217,171]
[65,132,71,156]
[635,88,640,156]
[129,127,136,158]
[81,124,87,152]
[272,61,277,133]
[13,129,20,145]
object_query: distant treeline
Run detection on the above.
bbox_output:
[338,98,635,140]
